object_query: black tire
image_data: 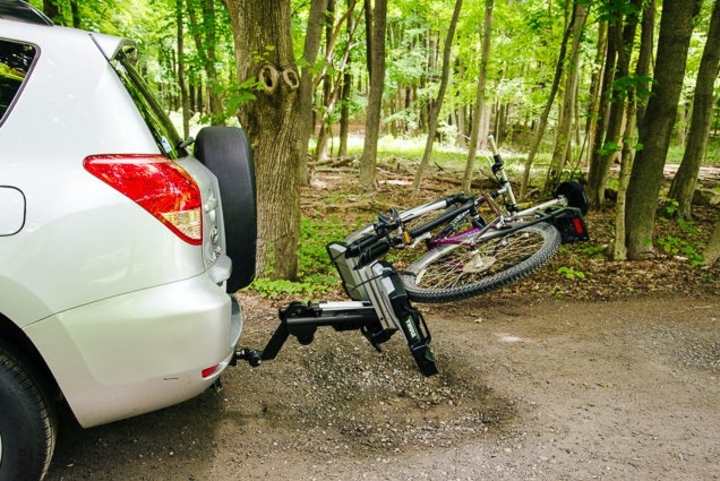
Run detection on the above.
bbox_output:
[401,222,561,303]
[195,127,257,292]
[0,342,57,481]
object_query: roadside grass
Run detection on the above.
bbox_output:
[668,136,720,165]
[341,134,550,174]
[249,217,354,299]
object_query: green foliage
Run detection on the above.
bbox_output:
[576,242,607,258]
[595,0,642,22]
[612,74,653,101]
[557,266,586,281]
[0,63,24,81]
[657,235,705,267]
[249,217,359,299]
[598,141,620,157]
[660,199,680,218]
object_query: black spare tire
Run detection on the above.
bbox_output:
[195,127,257,292]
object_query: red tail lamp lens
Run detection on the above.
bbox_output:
[84,154,202,245]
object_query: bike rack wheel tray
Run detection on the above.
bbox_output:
[234,244,439,377]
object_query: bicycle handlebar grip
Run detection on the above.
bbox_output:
[357,239,391,267]
[346,233,379,257]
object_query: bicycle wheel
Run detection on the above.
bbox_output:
[400,222,561,303]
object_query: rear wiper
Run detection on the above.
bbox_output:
[178,137,195,150]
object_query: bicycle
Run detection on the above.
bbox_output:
[340,135,590,303]
[235,137,590,377]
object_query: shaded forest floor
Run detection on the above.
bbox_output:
[253,150,720,302]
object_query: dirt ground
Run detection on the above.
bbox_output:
[46,294,720,481]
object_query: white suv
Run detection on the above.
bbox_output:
[0,3,256,480]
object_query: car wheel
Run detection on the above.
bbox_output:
[195,127,257,292]
[0,342,57,481]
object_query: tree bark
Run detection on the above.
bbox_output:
[705,219,720,266]
[70,0,81,28]
[363,0,373,78]
[462,0,494,193]
[587,0,642,207]
[225,0,327,279]
[613,71,640,261]
[586,15,621,207]
[544,2,588,194]
[413,0,464,190]
[625,0,702,260]
[176,0,191,139]
[359,0,388,190]
[669,0,720,218]
[635,0,656,125]
[314,0,337,164]
[338,0,354,158]
[42,0,59,22]
[584,21,608,167]
[518,10,575,198]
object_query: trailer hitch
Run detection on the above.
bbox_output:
[233,265,439,377]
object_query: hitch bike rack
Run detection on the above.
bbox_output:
[234,243,439,376]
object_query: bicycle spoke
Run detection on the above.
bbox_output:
[415,229,545,290]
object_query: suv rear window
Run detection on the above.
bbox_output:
[111,47,185,159]
[0,39,37,126]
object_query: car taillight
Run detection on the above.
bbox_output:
[84,154,203,245]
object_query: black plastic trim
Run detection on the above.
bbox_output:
[0,37,41,129]
[0,1,54,26]
[0,185,26,237]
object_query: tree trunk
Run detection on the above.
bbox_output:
[176,0,191,139]
[314,0,337,164]
[338,0,354,158]
[462,0,494,193]
[635,0,656,125]
[42,0,59,22]
[359,0,388,190]
[613,72,640,261]
[586,15,621,207]
[669,0,720,218]
[625,0,701,260]
[704,219,720,266]
[363,0,373,78]
[518,10,575,198]
[587,0,642,207]
[413,0,464,190]
[188,0,224,125]
[70,0,81,28]
[544,2,588,194]
[584,21,608,167]
[225,0,326,279]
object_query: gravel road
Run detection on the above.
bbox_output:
[46,295,720,481]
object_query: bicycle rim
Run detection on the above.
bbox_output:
[401,223,561,303]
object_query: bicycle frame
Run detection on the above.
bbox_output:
[428,196,569,247]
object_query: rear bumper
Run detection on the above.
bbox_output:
[24,272,243,428]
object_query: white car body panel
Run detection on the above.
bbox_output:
[0,18,242,427]
[25,271,242,427]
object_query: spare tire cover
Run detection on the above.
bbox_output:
[195,127,257,292]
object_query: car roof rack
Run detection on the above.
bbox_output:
[0,0,54,26]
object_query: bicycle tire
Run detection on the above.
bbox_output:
[400,222,561,303]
